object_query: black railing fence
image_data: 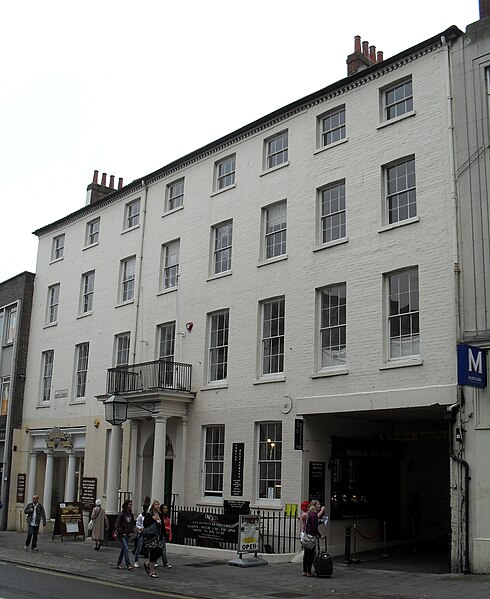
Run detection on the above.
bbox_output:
[170,504,301,554]
[107,359,192,394]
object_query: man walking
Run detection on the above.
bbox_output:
[24,495,47,551]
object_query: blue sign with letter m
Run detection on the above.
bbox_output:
[457,344,487,388]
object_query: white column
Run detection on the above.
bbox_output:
[175,416,188,505]
[65,452,77,501]
[106,425,122,515]
[151,417,167,501]
[43,451,54,519]
[27,452,38,500]
[128,421,139,506]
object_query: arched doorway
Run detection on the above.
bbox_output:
[141,433,174,506]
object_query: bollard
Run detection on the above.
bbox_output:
[350,523,360,563]
[382,521,388,558]
[344,524,352,563]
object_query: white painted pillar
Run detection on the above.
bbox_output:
[176,416,188,505]
[43,451,54,519]
[27,452,38,500]
[151,417,167,501]
[128,421,139,506]
[65,452,77,501]
[106,425,122,515]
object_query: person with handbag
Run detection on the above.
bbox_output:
[142,500,163,578]
[114,499,135,570]
[301,504,320,576]
[158,502,172,568]
[90,499,108,551]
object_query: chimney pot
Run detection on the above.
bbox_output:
[92,170,99,184]
[109,175,115,189]
[101,173,107,186]
[118,177,124,190]
[369,45,376,62]
[354,35,361,53]
[377,50,384,63]
[362,41,369,56]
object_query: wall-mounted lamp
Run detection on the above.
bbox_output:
[24,425,30,433]
[94,418,100,428]
[186,322,194,332]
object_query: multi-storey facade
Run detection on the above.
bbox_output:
[9,23,471,568]
[0,271,35,529]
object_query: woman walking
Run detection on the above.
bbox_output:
[158,503,172,568]
[114,499,135,570]
[143,500,163,578]
[90,499,108,551]
[302,504,320,576]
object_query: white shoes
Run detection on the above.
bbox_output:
[134,562,139,568]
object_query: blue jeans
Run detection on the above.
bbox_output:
[134,533,145,562]
[117,535,131,567]
[25,525,40,549]
[160,536,168,566]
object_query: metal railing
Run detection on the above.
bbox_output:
[107,359,192,394]
[170,504,301,554]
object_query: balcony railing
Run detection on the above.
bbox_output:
[107,359,192,394]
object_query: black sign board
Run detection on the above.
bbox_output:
[223,500,250,515]
[52,502,85,540]
[309,461,326,506]
[16,473,26,504]
[294,419,304,450]
[178,511,239,546]
[231,443,244,497]
[80,477,97,511]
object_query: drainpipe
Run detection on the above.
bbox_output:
[132,180,149,365]
[450,454,471,574]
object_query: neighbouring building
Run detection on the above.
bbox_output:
[11,14,488,571]
[0,271,35,530]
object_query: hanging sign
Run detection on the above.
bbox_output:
[457,344,487,388]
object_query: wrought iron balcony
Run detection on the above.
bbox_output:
[107,359,192,395]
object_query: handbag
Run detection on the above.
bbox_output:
[142,521,158,538]
[301,532,317,550]
[88,519,94,532]
[112,529,119,540]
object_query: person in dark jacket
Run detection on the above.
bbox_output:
[143,500,163,578]
[114,499,135,570]
[302,504,320,576]
[24,495,47,552]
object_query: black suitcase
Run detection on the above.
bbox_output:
[314,537,333,577]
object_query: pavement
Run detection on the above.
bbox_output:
[1,530,490,599]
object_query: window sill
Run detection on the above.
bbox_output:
[43,322,57,329]
[201,381,228,391]
[162,205,184,217]
[378,216,419,233]
[253,375,285,385]
[379,357,423,370]
[197,498,223,506]
[260,161,289,177]
[83,242,99,251]
[313,237,349,252]
[49,257,64,265]
[121,224,140,235]
[37,403,50,409]
[253,499,282,509]
[77,312,92,320]
[314,137,348,155]
[211,183,236,197]
[257,254,288,268]
[115,299,135,308]
[207,270,232,282]
[70,399,86,405]
[377,110,416,130]
[156,287,178,297]
[311,367,348,378]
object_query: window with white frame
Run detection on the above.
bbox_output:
[120,256,136,302]
[264,201,287,260]
[158,322,175,388]
[319,283,346,368]
[47,284,60,324]
[41,350,54,402]
[167,179,184,211]
[85,218,100,246]
[384,78,413,120]
[81,271,95,314]
[125,199,140,229]
[115,333,131,366]
[258,422,282,500]
[265,131,288,169]
[75,342,90,398]
[203,425,224,497]
[208,310,229,382]
[51,234,65,261]
[212,221,232,275]
[162,240,180,290]
[385,157,416,224]
[387,267,419,359]
[261,297,285,375]
[1,376,10,416]
[319,106,346,147]
[4,304,17,345]
[215,155,236,191]
[319,181,346,244]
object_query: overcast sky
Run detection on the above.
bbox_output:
[0,0,479,282]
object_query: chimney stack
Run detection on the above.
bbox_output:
[109,175,115,189]
[101,172,107,186]
[481,0,490,19]
[92,170,99,184]
[346,35,382,76]
[86,169,122,205]
[118,177,124,190]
